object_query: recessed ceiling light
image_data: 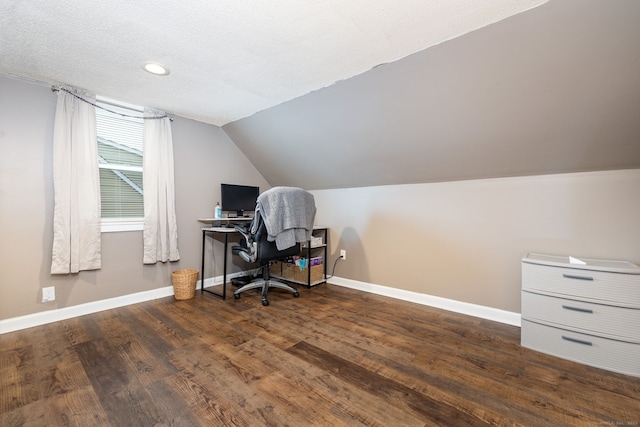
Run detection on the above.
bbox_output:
[143,62,170,76]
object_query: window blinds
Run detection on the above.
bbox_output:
[96,102,144,218]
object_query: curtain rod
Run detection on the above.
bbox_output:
[51,85,173,121]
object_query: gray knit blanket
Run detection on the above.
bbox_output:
[251,186,316,250]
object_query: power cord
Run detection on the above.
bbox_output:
[325,255,344,279]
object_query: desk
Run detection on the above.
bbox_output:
[198,217,253,225]
[199,219,328,299]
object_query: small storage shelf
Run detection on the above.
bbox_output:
[270,227,328,288]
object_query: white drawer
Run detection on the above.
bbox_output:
[521,320,640,377]
[522,262,640,307]
[521,291,640,342]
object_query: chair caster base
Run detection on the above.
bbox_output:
[262,299,269,306]
[293,292,299,298]
[233,293,240,299]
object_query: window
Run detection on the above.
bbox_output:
[96,99,144,232]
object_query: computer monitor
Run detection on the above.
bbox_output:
[220,183,259,217]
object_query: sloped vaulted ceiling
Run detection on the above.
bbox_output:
[223,0,640,190]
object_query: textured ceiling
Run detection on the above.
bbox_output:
[0,0,545,126]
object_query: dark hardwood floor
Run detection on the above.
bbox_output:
[1,283,639,426]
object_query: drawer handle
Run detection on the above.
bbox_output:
[562,335,593,346]
[561,305,593,314]
[562,274,594,281]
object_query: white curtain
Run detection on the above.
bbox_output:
[51,87,101,274]
[143,109,180,264]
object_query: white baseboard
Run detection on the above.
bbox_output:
[329,276,521,327]
[1,273,520,335]
[0,273,242,335]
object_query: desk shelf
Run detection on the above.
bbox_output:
[270,227,328,289]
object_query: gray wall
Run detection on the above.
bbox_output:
[0,75,268,321]
[1,75,638,322]
[312,170,640,313]
[223,0,640,190]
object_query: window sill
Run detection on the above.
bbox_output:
[101,219,144,233]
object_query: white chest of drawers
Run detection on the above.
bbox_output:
[521,253,640,377]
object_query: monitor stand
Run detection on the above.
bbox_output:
[228,210,245,218]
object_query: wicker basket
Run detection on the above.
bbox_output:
[171,269,199,300]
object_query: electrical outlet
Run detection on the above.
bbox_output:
[340,249,346,260]
[42,286,55,303]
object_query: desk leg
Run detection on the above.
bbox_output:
[222,233,228,300]
[200,230,206,293]
[201,230,227,300]
[306,242,312,289]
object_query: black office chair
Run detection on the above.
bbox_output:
[232,187,316,306]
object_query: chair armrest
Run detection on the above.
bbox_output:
[233,223,257,263]
[234,224,251,241]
